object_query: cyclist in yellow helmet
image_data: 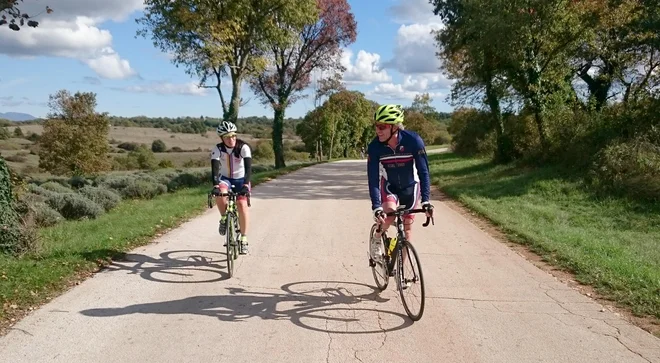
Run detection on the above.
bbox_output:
[366,104,434,263]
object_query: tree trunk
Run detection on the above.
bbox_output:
[272,107,286,169]
[226,73,242,122]
[484,78,511,163]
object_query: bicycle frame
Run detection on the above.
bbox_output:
[375,207,433,273]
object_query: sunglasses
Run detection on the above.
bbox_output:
[374,124,390,131]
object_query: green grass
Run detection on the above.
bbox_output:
[0,162,317,324]
[428,152,660,320]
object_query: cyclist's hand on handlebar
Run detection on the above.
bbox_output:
[240,185,250,195]
[421,201,434,219]
[373,207,385,224]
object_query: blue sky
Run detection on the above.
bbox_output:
[0,0,453,119]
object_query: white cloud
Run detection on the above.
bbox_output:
[0,96,46,108]
[117,81,209,96]
[384,22,444,75]
[0,0,142,80]
[369,74,450,100]
[340,48,392,84]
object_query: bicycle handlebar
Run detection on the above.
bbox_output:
[383,208,435,227]
[208,186,251,208]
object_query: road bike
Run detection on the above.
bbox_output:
[208,185,251,278]
[368,206,433,321]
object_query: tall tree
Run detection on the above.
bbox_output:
[0,0,52,31]
[431,0,514,162]
[136,0,317,122]
[249,0,357,168]
[38,90,111,176]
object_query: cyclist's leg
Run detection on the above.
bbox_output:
[234,179,250,254]
[399,182,421,242]
[375,177,398,236]
[397,182,421,281]
[215,177,231,235]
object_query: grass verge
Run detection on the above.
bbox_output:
[0,161,318,331]
[428,152,660,323]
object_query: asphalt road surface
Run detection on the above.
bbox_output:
[1,160,659,363]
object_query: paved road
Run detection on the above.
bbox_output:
[1,161,659,363]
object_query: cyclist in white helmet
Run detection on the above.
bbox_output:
[211,120,253,254]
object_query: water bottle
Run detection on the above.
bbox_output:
[387,237,397,256]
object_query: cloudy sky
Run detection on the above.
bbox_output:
[0,0,453,119]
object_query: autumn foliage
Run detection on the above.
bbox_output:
[38,90,112,177]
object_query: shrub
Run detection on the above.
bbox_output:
[447,107,496,157]
[46,193,105,220]
[4,154,26,162]
[152,139,167,152]
[27,183,60,199]
[78,186,122,211]
[29,201,64,227]
[117,142,140,151]
[121,180,167,199]
[589,132,660,201]
[167,171,205,191]
[39,181,73,193]
[69,175,93,189]
[252,140,275,160]
[158,159,175,168]
[1,158,38,255]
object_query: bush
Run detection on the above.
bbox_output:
[589,131,660,201]
[0,127,9,140]
[158,159,175,168]
[0,158,37,255]
[46,193,105,220]
[68,175,93,189]
[447,108,496,157]
[4,154,26,162]
[78,186,122,211]
[152,139,167,152]
[252,140,275,160]
[121,180,167,199]
[39,181,73,193]
[28,201,64,227]
[167,171,207,191]
[27,183,60,199]
[117,142,140,151]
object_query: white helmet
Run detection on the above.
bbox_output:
[216,120,237,136]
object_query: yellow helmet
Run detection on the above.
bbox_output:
[374,104,404,124]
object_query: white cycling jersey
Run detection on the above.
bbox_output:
[210,143,252,179]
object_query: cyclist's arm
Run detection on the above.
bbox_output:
[412,133,431,204]
[366,143,381,210]
[210,146,221,185]
[240,143,253,186]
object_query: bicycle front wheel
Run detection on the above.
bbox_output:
[396,239,425,321]
[225,214,235,278]
[369,223,389,291]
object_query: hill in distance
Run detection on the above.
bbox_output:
[0,112,38,122]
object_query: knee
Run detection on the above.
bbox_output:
[237,199,248,211]
[403,218,414,229]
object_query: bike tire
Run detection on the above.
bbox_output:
[369,223,389,291]
[226,214,235,278]
[397,239,425,321]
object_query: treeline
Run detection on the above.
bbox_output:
[295,83,452,160]
[432,0,659,201]
[107,115,301,139]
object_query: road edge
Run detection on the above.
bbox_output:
[429,184,660,338]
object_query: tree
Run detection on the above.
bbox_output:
[296,90,374,159]
[250,0,357,168]
[38,90,111,176]
[432,0,515,162]
[136,0,318,123]
[0,0,52,31]
[151,139,167,152]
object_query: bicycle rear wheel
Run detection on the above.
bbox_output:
[369,223,389,291]
[396,239,425,321]
[225,213,236,278]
